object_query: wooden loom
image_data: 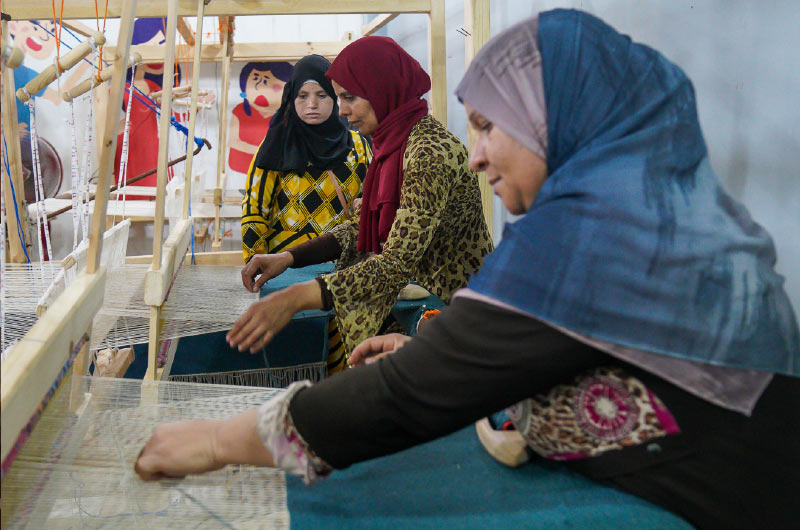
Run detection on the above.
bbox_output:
[1,0,462,458]
[1,0,497,505]
[1,1,498,526]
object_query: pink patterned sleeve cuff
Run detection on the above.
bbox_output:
[256,381,333,485]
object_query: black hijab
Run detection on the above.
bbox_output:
[253,55,352,173]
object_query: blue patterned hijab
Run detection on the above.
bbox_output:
[459,10,799,375]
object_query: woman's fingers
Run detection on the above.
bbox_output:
[238,323,268,352]
[253,273,271,291]
[241,266,255,291]
[249,330,275,354]
[241,258,262,291]
[227,306,261,348]
[134,421,223,481]
[349,334,410,366]
[365,351,394,365]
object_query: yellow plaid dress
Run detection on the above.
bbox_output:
[241,129,371,373]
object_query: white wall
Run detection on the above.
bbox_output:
[383,0,800,315]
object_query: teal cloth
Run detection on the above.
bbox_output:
[125,265,442,378]
[287,426,692,529]
[391,293,445,336]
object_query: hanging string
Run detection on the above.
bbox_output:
[68,101,81,249]
[1,134,31,263]
[50,0,65,59]
[117,59,137,221]
[93,0,110,74]
[26,99,54,271]
[79,98,92,242]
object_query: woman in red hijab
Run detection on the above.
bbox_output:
[229,36,493,367]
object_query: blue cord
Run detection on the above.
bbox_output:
[30,20,204,148]
[1,134,32,263]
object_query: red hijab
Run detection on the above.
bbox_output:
[326,36,430,253]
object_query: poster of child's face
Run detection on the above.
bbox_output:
[245,69,286,116]
[8,21,57,60]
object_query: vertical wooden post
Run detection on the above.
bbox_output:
[181,0,207,220]
[92,74,110,168]
[464,0,492,236]
[212,17,233,250]
[428,0,447,126]
[145,0,179,380]
[85,0,138,273]
[1,62,31,263]
[79,0,138,405]
[150,0,179,272]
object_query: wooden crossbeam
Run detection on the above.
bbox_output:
[361,13,399,36]
[61,19,96,38]
[2,0,431,20]
[177,16,195,45]
[106,41,350,62]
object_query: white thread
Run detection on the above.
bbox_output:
[118,61,136,220]
[68,101,81,249]
[27,99,53,274]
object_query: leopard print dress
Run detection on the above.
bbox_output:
[322,114,493,355]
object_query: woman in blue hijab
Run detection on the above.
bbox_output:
[137,10,799,529]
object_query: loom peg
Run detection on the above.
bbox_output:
[61,51,142,102]
[2,45,24,69]
[16,32,106,102]
[151,84,192,100]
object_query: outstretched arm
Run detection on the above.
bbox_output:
[135,409,274,480]
[138,297,609,478]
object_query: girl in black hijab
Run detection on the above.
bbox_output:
[241,54,372,373]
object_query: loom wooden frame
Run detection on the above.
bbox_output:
[0,0,139,465]
[1,1,489,462]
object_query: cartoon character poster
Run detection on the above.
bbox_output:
[227,61,293,175]
[8,20,89,132]
[114,17,183,196]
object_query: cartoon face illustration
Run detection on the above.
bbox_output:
[245,69,286,115]
[132,18,168,77]
[8,21,57,60]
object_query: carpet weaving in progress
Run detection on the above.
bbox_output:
[1,376,288,529]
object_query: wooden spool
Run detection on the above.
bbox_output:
[16,32,106,102]
[62,51,142,102]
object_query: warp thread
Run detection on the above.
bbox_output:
[1,333,89,479]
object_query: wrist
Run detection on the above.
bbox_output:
[281,251,295,268]
[286,280,324,312]
[213,409,274,467]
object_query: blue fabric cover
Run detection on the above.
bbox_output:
[287,426,692,529]
[468,9,799,374]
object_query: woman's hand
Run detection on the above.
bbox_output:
[241,252,294,293]
[135,419,225,480]
[227,280,323,353]
[135,409,274,481]
[348,333,412,367]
